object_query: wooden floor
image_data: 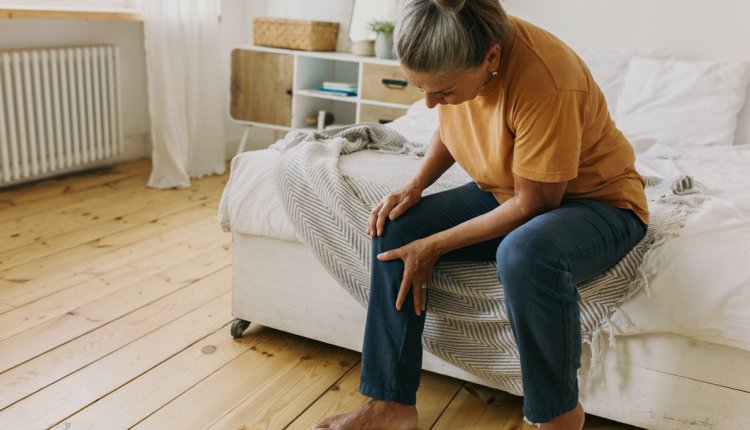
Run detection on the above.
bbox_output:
[0,160,641,430]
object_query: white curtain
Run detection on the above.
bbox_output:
[143,0,225,189]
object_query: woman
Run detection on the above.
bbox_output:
[314,0,648,429]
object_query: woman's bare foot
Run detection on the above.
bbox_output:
[539,402,585,430]
[313,399,418,430]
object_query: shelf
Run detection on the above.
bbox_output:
[295,89,360,103]
[0,8,142,21]
[232,46,422,134]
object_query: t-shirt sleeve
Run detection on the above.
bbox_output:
[511,89,587,183]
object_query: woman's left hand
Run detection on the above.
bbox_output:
[376,238,441,316]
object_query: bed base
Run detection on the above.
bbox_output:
[231,233,750,429]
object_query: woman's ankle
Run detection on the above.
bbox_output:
[539,402,584,430]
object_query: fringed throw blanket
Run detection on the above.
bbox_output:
[272,124,704,395]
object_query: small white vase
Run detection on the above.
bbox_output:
[374,32,394,59]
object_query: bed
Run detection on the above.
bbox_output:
[218,10,750,429]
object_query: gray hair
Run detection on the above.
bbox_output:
[395,0,514,73]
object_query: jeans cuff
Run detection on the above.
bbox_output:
[359,381,417,405]
[523,396,578,424]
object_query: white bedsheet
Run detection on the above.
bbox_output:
[218,135,750,353]
[610,143,750,351]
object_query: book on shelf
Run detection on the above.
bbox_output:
[313,87,358,97]
[322,81,357,91]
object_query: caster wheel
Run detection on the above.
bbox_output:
[231,319,251,339]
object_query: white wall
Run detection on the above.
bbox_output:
[503,0,750,62]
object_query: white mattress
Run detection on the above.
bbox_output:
[218,109,750,353]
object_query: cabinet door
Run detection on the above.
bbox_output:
[230,50,293,127]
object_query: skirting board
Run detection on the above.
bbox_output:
[231,232,750,429]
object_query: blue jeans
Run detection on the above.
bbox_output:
[359,182,647,423]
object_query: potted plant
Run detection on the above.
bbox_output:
[368,20,396,59]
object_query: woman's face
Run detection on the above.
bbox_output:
[402,67,489,108]
[401,44,501,109]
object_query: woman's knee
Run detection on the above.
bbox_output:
[372,213,422,253]
[496,230,565,297]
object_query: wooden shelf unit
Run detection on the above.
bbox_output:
[230,45,424,153]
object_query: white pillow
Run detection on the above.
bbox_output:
[615,57,750,146]
[576,49,634,113]
[386,100,438,146]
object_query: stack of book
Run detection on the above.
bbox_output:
[315,81,358,97]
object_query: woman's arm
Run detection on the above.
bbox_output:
[377,174,567,315]
[408,128,456,191]
[428,174,567,254]
[368,128,456,236]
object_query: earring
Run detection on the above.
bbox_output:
[490,69,498,77]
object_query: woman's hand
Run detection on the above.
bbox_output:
[377,238,440,316]
[367,183,424,237]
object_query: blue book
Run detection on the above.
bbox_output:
[315,87,358,97]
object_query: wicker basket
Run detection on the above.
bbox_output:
[253,17,339,52]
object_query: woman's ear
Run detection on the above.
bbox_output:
[485,43,502,70]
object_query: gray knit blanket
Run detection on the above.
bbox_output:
[272,124,703,395]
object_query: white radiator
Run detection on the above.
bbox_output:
[0,45,122,186]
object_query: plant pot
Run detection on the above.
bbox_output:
[374,32,394,59]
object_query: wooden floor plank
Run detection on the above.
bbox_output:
[0,291,233,429]
[0,245,230,373]
[431,383,521,430]
[0,172,152,224]
[1,177,189,251]
[0,258,231,407]
[0,178,160,252]
[206,339,360,430]
[286,363,462,430]
[284,364,366,430]
[52,323,267,430]
[0,172,226,258]
[0,215,225,307]
[132,330,351,430]
[0,195,222,273]
[0,206,220,307]
[0,224,229,342]
[413,372,465,429]
[0,159,149,206]
[0,203,218,298]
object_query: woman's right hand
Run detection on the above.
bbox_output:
[367,183,424,237]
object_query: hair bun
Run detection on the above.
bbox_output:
[434,0,467,13]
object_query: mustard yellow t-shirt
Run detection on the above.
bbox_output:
[438,16,649,224]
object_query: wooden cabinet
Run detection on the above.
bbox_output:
[230,46,426,152]
[230,50,293,126]
[361,63,423,105]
